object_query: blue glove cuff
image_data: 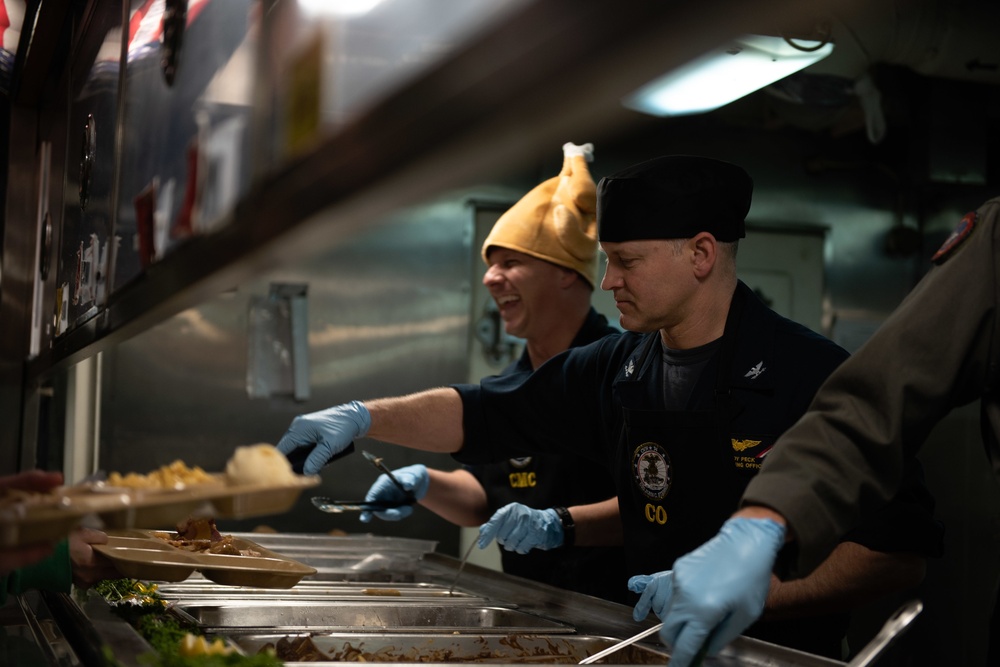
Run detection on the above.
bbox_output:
[722,517,786,549]
[346,400,372,438]
[408,464,430,500]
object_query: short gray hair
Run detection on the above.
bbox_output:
[666,238,739,263]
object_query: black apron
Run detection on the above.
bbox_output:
[614,288,746,576]
[613,288,847,659]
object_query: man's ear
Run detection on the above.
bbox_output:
[558,266,580,288]
[690,232,718,279]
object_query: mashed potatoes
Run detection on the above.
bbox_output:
[225,443,296,485]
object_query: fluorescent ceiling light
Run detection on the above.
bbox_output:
[299,0,383,17]
[624,35,834,117]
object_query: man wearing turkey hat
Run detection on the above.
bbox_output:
[278,155,941,659]
[357,143,628,602]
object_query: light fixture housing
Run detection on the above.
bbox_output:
[623,34,834,117]
[299,0,384,17]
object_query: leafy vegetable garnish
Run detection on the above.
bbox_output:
[93,578,282,666]
[130,599,282,667]
[135,613,193,654]
[94,578,167,608]
[143,650,283,667]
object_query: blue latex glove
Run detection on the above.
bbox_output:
[628,572,673,622]
[477,503,564,554]
[276,401,371,476]
[359,464,430,523]
[654,517,785,667]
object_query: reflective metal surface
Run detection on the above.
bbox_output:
[96,199,473,551]
[154,580,480,600]
[172,602,575,634]
[151,534,844,667]
[230,632,669,664]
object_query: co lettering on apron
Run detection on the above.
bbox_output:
[644,503,668,524]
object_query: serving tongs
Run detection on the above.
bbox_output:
[845,599,922,667]
[361,450,417,502]
[577,599,923,666]
[311,450,417,514]
[579,623,663,664]
[311,497,416,513]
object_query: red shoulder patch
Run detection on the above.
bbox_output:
[931,211,977,264]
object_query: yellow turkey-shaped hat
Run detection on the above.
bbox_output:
[482,142,598,288]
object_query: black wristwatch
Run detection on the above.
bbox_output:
[553,506,575,548]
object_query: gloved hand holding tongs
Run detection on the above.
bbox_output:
[309,451,422,519]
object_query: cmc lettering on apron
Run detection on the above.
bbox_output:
[507,456,536,488]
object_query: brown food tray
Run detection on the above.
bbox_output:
[95,529,317,587]
[0,496,87,548]
[0,475,319,548]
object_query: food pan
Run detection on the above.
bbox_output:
[171,602,574,634]
[227,533,437,579]
[230,533,437,557]
[154,580,482,601]
[226,632,669,664]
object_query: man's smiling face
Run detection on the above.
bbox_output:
[483,247,569,340]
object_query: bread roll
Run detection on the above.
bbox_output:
[225,443,296,485]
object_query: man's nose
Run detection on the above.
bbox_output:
[600,266,619,291]
[483,265,503,286]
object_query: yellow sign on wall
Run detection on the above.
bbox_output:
[285,30,324,157]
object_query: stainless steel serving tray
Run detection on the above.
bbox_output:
[225,632,670,664]
[148,535,849,667]
[171,601,574,634]
[155,580,483,601]
[226,533,440,583]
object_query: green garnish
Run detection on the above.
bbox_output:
[93,578,282,666]
[135,614,193,654]
[143,652,283,667]
[130,598,282,667]
[94,578,167,608]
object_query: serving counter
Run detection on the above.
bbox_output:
[3,533,847,667]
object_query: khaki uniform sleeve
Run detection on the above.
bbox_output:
[743,197,1000,577]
